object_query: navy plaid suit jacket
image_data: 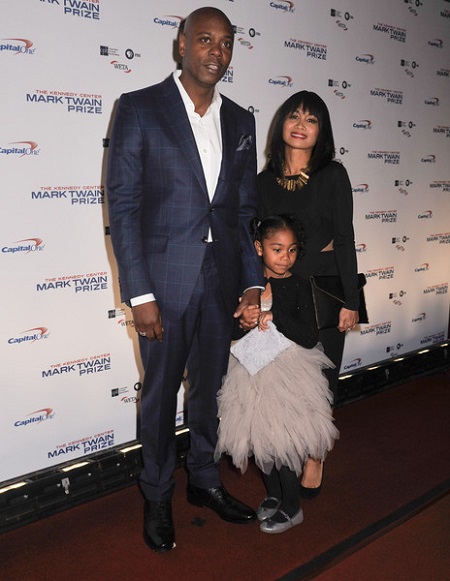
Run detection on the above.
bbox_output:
[107,75,264,318]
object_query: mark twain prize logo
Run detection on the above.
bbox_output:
[48,430,115,459]
[36,272,108,294]
[42,353,111,378]
[437,68,449,78]
[0,141,40,157]
[2,237,45,254]
[373,22,406,42]
[0,38,35,55]
[421,332,446,346]
[426,232,450,245]
[221,66,234,84]
[14,408,55,428]
[423,283,448,296]
[284,37,327,60]
[368,151,400,164]
[429,181,450,192]
[40,0,100,20]
[365,210,398,223]
[8,327,50,345]
[370,88,403,105]
[433,125,450,138]
[360,321,392,336]
[366,266,395,281]
[269,1,295,13]
[26,90,102,114]
[31,185,104,205]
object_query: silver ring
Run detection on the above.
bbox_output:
[139,331,147,337]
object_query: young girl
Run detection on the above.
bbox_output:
[215,215,339,534]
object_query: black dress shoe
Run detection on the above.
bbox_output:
[187,483,256,523]
[143,500,175,552]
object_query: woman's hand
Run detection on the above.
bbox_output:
[338,307,359,332]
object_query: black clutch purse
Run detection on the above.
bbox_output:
[309,273,368,330]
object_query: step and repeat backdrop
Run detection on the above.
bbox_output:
[1,0,449,483]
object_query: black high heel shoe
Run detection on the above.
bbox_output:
[299,461,324,499]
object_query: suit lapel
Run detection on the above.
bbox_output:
[159,76,208,195]
[214,99,232,201]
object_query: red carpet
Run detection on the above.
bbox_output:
[2,369,449,580]
[314,493,450,581]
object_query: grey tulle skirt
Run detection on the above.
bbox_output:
[215,343,339,476]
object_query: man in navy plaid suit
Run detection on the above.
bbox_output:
[107,7,264,552]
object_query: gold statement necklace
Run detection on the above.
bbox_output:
[276,165,310,192]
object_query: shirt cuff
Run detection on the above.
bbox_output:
[243,286,265,294]
[130,293,156,307]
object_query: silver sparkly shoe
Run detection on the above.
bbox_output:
[259,508,304,534]
[256,497,281,521]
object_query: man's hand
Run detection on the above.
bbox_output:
[133,301,164,342]
[234,288,261,331]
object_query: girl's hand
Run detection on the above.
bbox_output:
[338,307,359,332]
[258,311,273,331]
[239,304,261,330]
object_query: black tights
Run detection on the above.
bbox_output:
[262,465,299,517]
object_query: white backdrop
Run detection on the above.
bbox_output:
[1,0,449,483]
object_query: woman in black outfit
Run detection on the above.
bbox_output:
[257,91,359,497]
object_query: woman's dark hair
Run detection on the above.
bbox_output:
[251,215,305,255]
[267,91,335,177]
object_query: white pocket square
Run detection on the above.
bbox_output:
[236,134,252,151]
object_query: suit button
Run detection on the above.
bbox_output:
[201,236,208,243]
